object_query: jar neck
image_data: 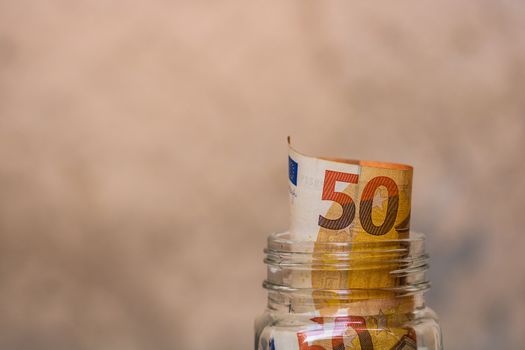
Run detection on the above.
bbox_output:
[266,289,426,316]
[263,232,430,316]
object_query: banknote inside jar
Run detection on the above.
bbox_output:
[264,231,429,314]
[268,141,425,349]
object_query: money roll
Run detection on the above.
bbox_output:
[288,141,413,307]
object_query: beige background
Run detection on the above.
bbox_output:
[1,1,525,349]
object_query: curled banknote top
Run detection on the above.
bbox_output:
[288,139,413,243]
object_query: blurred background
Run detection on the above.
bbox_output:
[1,1,524,349]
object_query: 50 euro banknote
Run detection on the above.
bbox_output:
[271,141,418,349]
[287,141,413,298]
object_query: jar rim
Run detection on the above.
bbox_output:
[267,231,426,254]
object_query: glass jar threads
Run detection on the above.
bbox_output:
[255,231,443,350]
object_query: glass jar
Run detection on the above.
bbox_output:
[255,232,443,350]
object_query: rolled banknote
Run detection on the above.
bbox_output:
[257,141,423,350]
[287,139,413,306]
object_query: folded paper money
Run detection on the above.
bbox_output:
[272,139,418,349]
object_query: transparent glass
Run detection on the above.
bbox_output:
[255,232,443,350]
